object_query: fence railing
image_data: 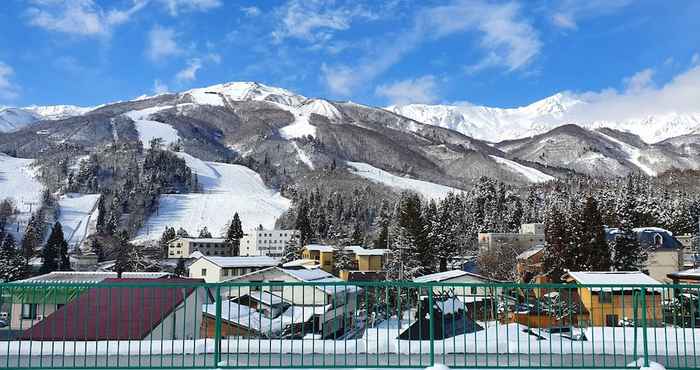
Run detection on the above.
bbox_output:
[0,280,699,369]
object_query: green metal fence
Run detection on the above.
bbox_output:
[0,279,699,369]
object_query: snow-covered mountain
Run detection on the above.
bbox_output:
[0,105,92,132]
[388,93,700,144]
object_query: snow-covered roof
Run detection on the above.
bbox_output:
[199,256,280,268]
[283,268,334,281]
[241,291,284,306]
[435,297,465,315]
[517,246,544,260]
[18,271,171,283]
[668,267,700,279]
[178,237,226,243]
[413,270,470,283]
[304,244,334,252]
[281,259,318,268]
[189,251,204,259]
[566,271,662,290]
[203,302,315,335]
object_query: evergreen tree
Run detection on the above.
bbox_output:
[225,213,244,256]
[295,199,313,246]
[114,232,132,278]
[40,222,69,273]
[610,194,647,271]
[573,197,611,271]
[95,195,107,233]
[176,227,189,238]
[174,257,187,277]
[0,231,26,282]
[542,206,571,282]
[91,238,105,262]
[281,233,303,263]
[159,226,176,258]
[373,200,390,249]
[198,226,213,238]
[21,214,42,264]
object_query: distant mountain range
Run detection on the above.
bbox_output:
[387,92,700,144]
[0,105,92,132]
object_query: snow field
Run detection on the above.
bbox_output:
[596,131,657,176]
[488,155,555,183]
[0,153,44,238]
[346,161,463,200]
[56,193,101,251]
[125,107,180,148]
[134,153,290,242]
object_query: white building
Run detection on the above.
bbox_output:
[239,229,299,257]
[168,237,228,257]
[188,255,280,283]
[478,223,545,251]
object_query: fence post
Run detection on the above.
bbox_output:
[428,284,435,367]
[641,287,650,368]
[214,285,222,366]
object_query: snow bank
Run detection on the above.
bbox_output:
[0,153,43,238]
[57,193,101,250]
[596,131,657,176]
[488,155,555,183]
[134,153,290,242]
[346,161,463,200]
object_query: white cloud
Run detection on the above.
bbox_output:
[241,6,261,17]
[692,53,699,65]
[623,68,654,93]
[0,62,20,101]
[375,76,439,105]
[25,0,146,37]
[153,79,169,94]
[157,0,222,16]
[550,0,631,30]
[175,58,202,82]
[565,65,700,122]
[271,0,377,45]
[322,0,541,95]
[146,25,182,62]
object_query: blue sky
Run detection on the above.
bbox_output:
[0,0,699,109]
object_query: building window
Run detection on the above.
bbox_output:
[21,304,37,320]
[606,314,619,327]
[201,268,207,276]
[598,291,613,304]
[470,287,478,295]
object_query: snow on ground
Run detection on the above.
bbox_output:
[0,153,43,239]
[488,155,555,183]
[57,193,101,251]
[596,131,657,176]
[125,107,180,148]
[346,161,463,200]
[134,153,290,242]
[290,142,314,169]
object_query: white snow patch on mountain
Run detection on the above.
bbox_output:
[57,193,101,251]
[488,155,555,183]
[134,153,290,242]
[125,107,180,148]
[595,131,657,176]
[346,161,462,200]
[290,142,314,169]
[0,153,43,239]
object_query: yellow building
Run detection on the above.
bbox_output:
[301,244,335,273]
[339,246,387,281]
[565,271,664,327]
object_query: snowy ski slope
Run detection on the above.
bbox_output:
[134,153,290,242]
[488,155,555,183]
[0,153,43,238]
[57,193,101,251]
[346,161,463,200]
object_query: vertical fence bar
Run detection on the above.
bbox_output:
[428,284,435,367]
[214,285,221,367]
[641,287,650,368]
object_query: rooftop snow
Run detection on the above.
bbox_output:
[516,246,544,260]
[304,244,334,252]
[17,271,171,283]
[200,256,280,268]
[413,270,469,283]
[489,155,555,183]
[566,271,663,290]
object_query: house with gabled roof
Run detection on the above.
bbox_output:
[219,266,359,338]
[20,278,208,341]
[188,255,280,283]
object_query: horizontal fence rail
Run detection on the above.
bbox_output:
[0,280,698,369]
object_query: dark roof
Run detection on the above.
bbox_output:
[21,278,202,341]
